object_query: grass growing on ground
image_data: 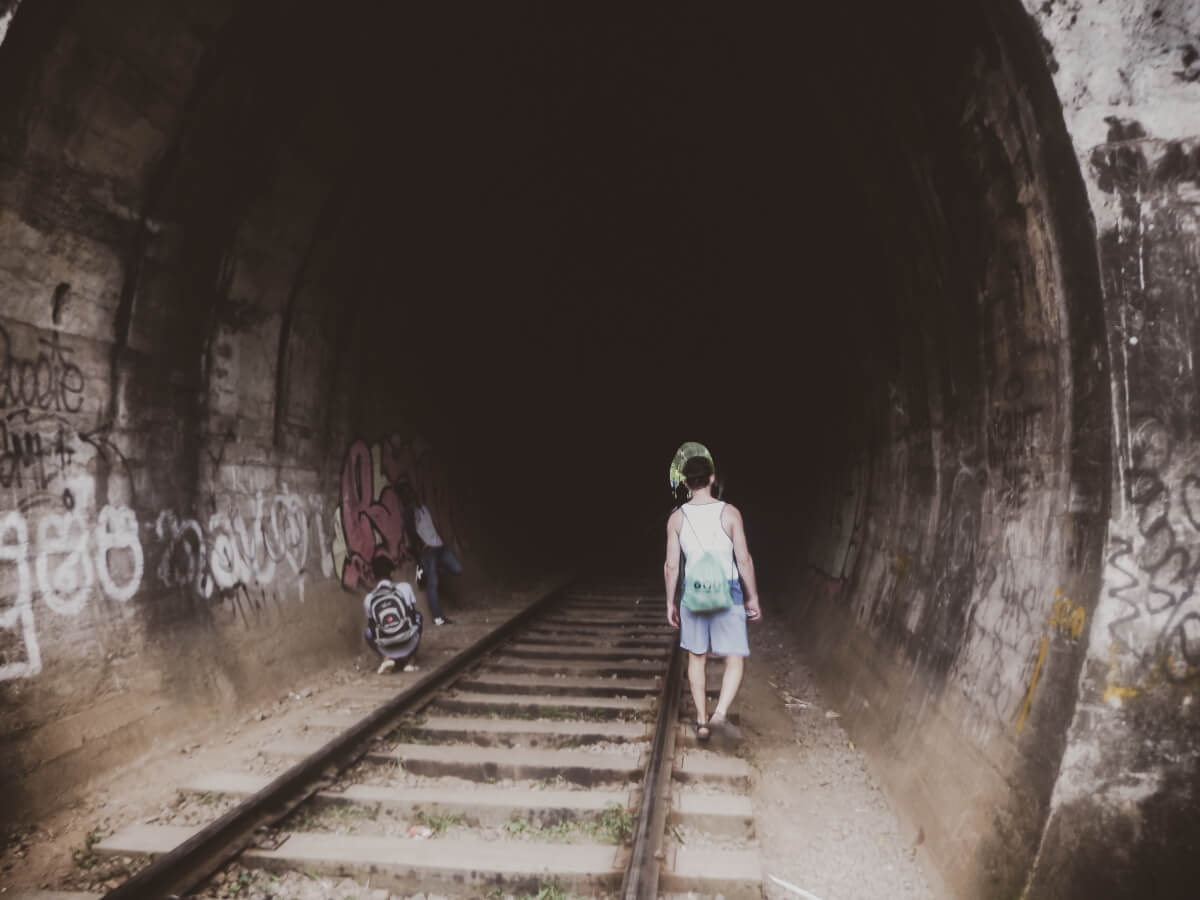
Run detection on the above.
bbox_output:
[503,818,531,837]
[224,870,254,895]
[389,725,437,744]
[494,704,582,721]
[597,803,637,843]
[284,803,378,832]
[69,830,104,871]
[417,810,465,835]
[196,867,281,899]
[389,715,432,744]
[508,703,656,723]
[65,828,151,893]
[503,804,635,845]
[486,882,571,900]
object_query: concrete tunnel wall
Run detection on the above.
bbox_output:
[786,1,1111,897]
[0,0,496,823]
[0,1,1199,898]
[788,1,1200,898]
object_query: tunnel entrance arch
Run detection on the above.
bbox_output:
[12,0,1200,896]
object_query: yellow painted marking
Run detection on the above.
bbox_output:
[1103,684,1141,704]
[1016,635,1049,735]
[1048,589,1087,640]
[1069,606,1087,639]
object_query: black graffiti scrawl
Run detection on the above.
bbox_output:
[0,324,86,414]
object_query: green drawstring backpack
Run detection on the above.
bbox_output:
[680,507,733,614]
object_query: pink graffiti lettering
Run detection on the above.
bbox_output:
[338,441,408,589]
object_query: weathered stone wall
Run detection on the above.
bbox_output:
[1019,1,1200,896]
[0,1,480,823]
[791,1,1200,897]
[786,3,1110,897]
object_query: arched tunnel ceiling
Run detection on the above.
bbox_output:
[270,3,901,563]
[56,1,899,564]
[319,0,1100,577]
[0,0,1101,599]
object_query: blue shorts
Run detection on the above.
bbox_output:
[680,580,749,658]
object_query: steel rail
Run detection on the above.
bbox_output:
[621,636,684,900]
[103,585,569,900]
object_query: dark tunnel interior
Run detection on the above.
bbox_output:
[287,2,918,576]
[0,0,1040,580]
[324,0,1055,588]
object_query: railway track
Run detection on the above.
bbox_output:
[89,584,762,899]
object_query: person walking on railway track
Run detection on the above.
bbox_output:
[664,454,762,741]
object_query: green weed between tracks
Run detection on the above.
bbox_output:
[389,716,433,743]
[416,810,465,835]
[504,803,634,845]
[284,803,378,831]
[487,882,571,900]
[485,706,652,723]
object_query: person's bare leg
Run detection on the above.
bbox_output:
[712,654,744,721]
[687,651,709,725]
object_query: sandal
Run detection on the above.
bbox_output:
[709,714,744,741]
[694,720,711,742]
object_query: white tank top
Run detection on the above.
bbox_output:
[678,502,736,581]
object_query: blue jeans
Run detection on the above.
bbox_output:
[421,545,462,618]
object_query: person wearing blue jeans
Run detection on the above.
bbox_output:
[420,542,462,625]
[402,486,461,626]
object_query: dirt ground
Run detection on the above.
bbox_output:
[739,620,940,900]
[1,592,940,900]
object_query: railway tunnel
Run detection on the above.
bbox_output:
[1,0,1198,897]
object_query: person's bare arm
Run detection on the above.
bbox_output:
[724,505,761,620]
[664,511,682,628]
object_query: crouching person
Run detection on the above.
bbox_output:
[364,558,423,674]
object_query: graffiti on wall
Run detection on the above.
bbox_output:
[1013,588,1089,733]
[153,488,332,601]
[960,544,1033,722]
[0,322,147,681]
[331,435,468,589]
[1,413,78,498]
[0,321,340,681]
[0,504,143,681]
[0,324,86,415]
[1104,416,1200,689]
[0,320,94,509]
[803,460,1064,741]
[987,375,1044,510]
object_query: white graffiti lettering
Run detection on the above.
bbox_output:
[1,486,333,682]
[94,505,143,602]
[1,504,142,682]
[309,493,333,579]
[35,512,93,616]
[208,511,248,591]
[156,511,211,598]
[157,490,333,598]
[0,511,40,681]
